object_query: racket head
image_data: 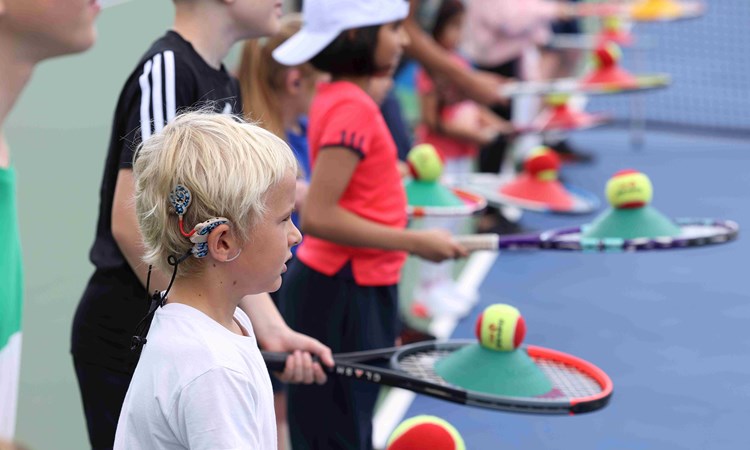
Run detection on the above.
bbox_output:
[456,173,600,215]
[501,74,670,97]
[532,218,739,252]
[407,187,487,217]
[390,339,613,415]
[517,113,611,135]
[581,73,671,95]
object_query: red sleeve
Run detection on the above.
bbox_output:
[415,67,435,95]
[317,100,377,159]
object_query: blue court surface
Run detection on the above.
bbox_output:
[403,128,750,449]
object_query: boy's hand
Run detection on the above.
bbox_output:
[264,328,334,385]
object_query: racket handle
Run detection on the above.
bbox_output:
[455,234,500,252]
[262,351,322,372]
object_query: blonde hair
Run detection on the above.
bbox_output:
[239,14,318,138]
[133,110,297,276]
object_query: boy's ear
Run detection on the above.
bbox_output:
[206,224,238,262]
[285,68,303,93]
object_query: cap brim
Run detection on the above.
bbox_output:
[272,30,340,66]
[273,1,409,66]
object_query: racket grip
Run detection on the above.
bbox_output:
[262,351,322,372]
[455,234,500,252]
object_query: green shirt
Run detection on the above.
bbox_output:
[0,166,23,350]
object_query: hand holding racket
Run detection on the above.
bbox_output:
[409,229,469,262]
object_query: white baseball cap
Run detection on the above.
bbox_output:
[273,0,410,66]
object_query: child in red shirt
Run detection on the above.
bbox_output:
[274,1,467,448]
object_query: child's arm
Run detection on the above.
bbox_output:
[303,148,467,262]
[112,169,171,290]
[406,0,508,105]
[478,105,516,134]
[474,0,568,38]
[239,293,333,385]
[421,91,499,146]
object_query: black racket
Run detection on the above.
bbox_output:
[454,218,739,252]
[263,339,612,415]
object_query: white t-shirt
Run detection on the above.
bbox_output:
[114,303,276,450]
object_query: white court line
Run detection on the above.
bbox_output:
[372,250,498,449]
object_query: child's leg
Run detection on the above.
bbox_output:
[279,261,398,450]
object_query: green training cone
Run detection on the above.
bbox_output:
[434,344,553,397]
[582,206,682,240]
[405,180,464,207]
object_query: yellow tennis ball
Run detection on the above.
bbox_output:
[387,415,466,450]
[474,304,526,352]
[545,93,570,107]
[606,169,653,209]
[407,144,444,182]
[593,42,622,68]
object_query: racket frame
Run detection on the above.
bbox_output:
[454,218,739,252]
[263,339,613,415]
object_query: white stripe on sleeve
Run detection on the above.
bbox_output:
[151,53,164,133]
[164,50,176,123]
[138,59,153,142]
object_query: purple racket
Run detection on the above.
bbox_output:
[455,218,739,252]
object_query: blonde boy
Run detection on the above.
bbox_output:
[71,2,333,448]
[114,111,303,449]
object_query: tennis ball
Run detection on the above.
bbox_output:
[545,93,570,107]
[606,169,653,209]
[407,144,444,182]
[523,146,560,181]
[593,42,622,68]
[474,304,526,352]
[387,415,466,450]
[603,16,622,32]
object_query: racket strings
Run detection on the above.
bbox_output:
[532,357,603,399]
[397,349,603,400]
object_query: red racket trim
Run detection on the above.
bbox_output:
[526,344,614,406]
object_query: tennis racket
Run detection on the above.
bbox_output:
[407,187,487,218]
[501,74,671,98]
[263,339,612,415]
[454,218,739,252]
[453,173,600,215]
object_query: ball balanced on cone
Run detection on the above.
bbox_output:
[407,143,444,182]
[593,41,622,69]
[582,169,681,239]
[475,303,526,351]
[387,415,465,450]
[435,303,554,397]
[606,169,653,209]
[524,146,561,182]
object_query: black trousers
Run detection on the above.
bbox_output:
[477,58,519,175]
[73,358,132,450]
[279,260,398,450]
